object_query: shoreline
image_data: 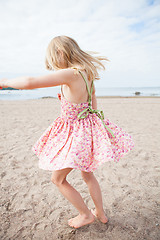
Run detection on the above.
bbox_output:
[96,96,160,98]
[0,95,160,101]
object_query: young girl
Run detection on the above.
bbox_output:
[0,35,134,229]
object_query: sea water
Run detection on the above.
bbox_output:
[0,86,160,100]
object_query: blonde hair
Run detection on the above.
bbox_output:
[45,35,109,81]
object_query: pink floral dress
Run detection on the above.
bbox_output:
[32,69,134,172]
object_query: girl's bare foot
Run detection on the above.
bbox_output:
[91,209,108,223]
[68,211,95,228]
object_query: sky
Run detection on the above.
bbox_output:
[0,0,160,88]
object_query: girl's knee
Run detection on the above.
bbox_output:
[51,173,65,186]
[81,171,94,183]
[51,168,73,186]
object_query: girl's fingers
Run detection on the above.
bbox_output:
[0,78,8,88]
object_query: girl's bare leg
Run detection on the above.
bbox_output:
[51,168,95,228]
[81,171,108,223]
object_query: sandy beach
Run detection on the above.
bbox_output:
[0,96,160,240]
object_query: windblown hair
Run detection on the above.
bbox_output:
[45,35,109,81]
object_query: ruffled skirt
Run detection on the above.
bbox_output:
[32,114,134,172]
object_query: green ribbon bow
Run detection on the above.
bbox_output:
[77,103,115,138]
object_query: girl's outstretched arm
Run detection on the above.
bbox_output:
[28,69,72,89]
[0,68,73,90]
[0,77,30,89]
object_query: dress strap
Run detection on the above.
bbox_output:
[77,69,94,106]
[70,67,115,138]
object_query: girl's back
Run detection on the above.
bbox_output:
[61,67,95,104]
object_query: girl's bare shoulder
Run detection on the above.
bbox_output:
[60,67,80,78]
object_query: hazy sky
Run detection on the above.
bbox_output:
[0,0,160,87]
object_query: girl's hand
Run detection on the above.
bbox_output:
[57,93,61,101]
[0,78,8,89]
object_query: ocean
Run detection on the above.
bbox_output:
[0,86,160,100]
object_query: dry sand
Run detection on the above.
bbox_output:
[0,97,160,240]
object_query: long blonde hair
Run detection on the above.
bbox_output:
[45,35,109,81]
